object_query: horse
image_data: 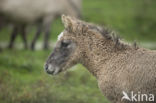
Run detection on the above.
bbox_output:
[45,15,156,103]
[0,0,82,50]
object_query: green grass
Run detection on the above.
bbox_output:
[83,0,156,41]
[0,50,109,103]
[0,0,156,103]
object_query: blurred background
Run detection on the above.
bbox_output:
[0,0,155,103]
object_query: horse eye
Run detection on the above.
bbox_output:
[61,41,70,48]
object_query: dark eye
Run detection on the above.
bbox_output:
[61,41,70,48]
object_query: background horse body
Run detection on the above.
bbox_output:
[0,0,82,49]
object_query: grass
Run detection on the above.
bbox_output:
[0,50,109,103]
[83,0,156,41]
[0,0,156,103]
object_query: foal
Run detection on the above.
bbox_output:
[45,15,156,103]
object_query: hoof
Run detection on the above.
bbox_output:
[8,44,13,49]
[30,44,35,51]
[43,45,49,50]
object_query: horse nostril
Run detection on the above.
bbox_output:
[45,64,49,71]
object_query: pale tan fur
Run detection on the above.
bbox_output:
[0,0,81,23]
[0,0,82,49]
[60,15,156,103]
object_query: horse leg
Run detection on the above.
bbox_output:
[0,22,4,32]
[43,16,54,50]
[8,25,18,49]
[0,20,3,31]
[0,26,1,32]
[0,24,2,31]
[43,23,51,50]
[20,24,28,49]
[31,24,42,50]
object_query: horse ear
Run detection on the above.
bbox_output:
[62,15,88,34]
[62,15,74,29]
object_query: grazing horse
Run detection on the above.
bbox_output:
[0,14,28,49]
[45,15,156,103]
[0,0,82,50]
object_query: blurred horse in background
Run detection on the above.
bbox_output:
[0,14,28,49]
[0,0,82,50]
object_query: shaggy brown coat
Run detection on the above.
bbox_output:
[48,15,156,103]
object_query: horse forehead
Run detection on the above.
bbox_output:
[57,32,64,41]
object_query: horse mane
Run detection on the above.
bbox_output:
[87,24,132,50]
[62,15,138,50]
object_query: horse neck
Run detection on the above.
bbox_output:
[79,35,118,78]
